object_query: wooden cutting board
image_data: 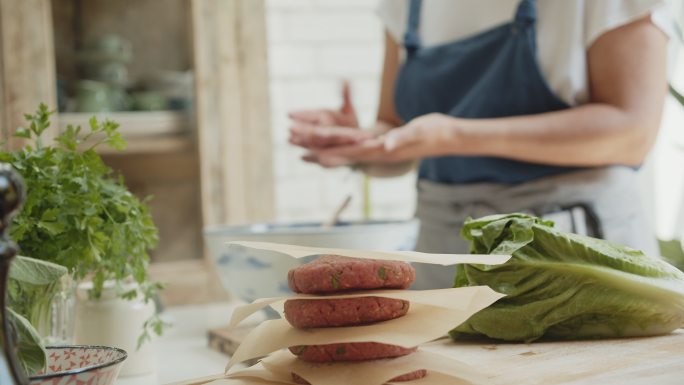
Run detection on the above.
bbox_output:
[422,329,684,385]
[207,325,254,357]
[177,330,684,385]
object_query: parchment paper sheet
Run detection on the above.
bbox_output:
[209,242,507,384]
[259,349,484,385]
[226,286,504,369]
[230,286,502,328]
[227,241,509,265]
[204,370,476,385]
[217,350,483,385]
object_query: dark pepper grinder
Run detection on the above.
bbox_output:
[0,163,27,385]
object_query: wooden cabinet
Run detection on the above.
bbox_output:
[0,0,58,148]
[0,0,275,304]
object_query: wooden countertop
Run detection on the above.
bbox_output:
[125,302,683,385]
[422,330,684,385]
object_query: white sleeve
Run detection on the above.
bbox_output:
[375,0,408,43]
[584,0,674,48]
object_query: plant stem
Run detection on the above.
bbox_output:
[362,175,371,219]
[669,84,684,107]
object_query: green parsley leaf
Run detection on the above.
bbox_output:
[331,273,340,290]
[378,266,387,280]
[292,346,308,355]
[14,127,32,139]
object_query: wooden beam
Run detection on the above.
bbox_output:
[191,0,275,226]
[0,0,58,149]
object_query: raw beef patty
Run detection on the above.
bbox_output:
[288,342,417,362]
[284,296,410,328]
[287,255,416,294]
[291,369,427,384]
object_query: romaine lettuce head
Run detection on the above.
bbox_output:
[451,213,684,342]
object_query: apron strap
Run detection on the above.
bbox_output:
[514,0,537,25]
[403,0,422,56]
[514,0,538,53]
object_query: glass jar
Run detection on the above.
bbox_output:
[33,274,77,345]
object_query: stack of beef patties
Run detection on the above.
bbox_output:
[284,255,427,384]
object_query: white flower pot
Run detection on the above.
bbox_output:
[74,281,156,377]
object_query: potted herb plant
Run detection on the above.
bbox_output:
[0,104,165,364]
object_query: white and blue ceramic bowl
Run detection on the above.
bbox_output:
[203,219,420,303]
[29,346,127,385]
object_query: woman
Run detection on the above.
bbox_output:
[289,0,671,289]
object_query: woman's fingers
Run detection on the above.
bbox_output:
[290,123,373,149]
[383,124,422,152]
[341,80,352,112]
[302,153,353,168]
[289,108,358,128]
[289,80,359,128]
[339,80,357,124]
[289,109,338,125]
[311,138,385,161]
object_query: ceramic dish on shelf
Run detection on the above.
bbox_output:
[203,219,420,303]
[29,345,127,385]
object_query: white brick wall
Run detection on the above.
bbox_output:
[266,0,417,223]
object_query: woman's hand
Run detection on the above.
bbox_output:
[289,81,374,149]
[304,113,461,167]
[289,125,373,150]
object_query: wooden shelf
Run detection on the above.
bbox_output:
[59,111,191,137]
[59,111,193,155]
[3,0,273,270]
[99,134,194,155]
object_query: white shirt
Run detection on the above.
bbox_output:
[377,0,673,106]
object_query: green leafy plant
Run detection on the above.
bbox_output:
[452,213,684,342]
[7,256,68,375]
[1,104,166,360]
[659,85,684,269]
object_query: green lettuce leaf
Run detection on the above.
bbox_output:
[451,213,684,342]
[9,255,68,285]
[7,256,67,376]
[6,308,46,375]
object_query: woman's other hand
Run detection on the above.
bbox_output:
[289,81,373,149]
[295,30,406,170]
[290,80,358,127]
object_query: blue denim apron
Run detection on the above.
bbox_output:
[395,0,581,184]
[393,0,659,289]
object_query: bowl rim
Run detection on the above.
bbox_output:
[203,218,420,236]
[29,345,128,380]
